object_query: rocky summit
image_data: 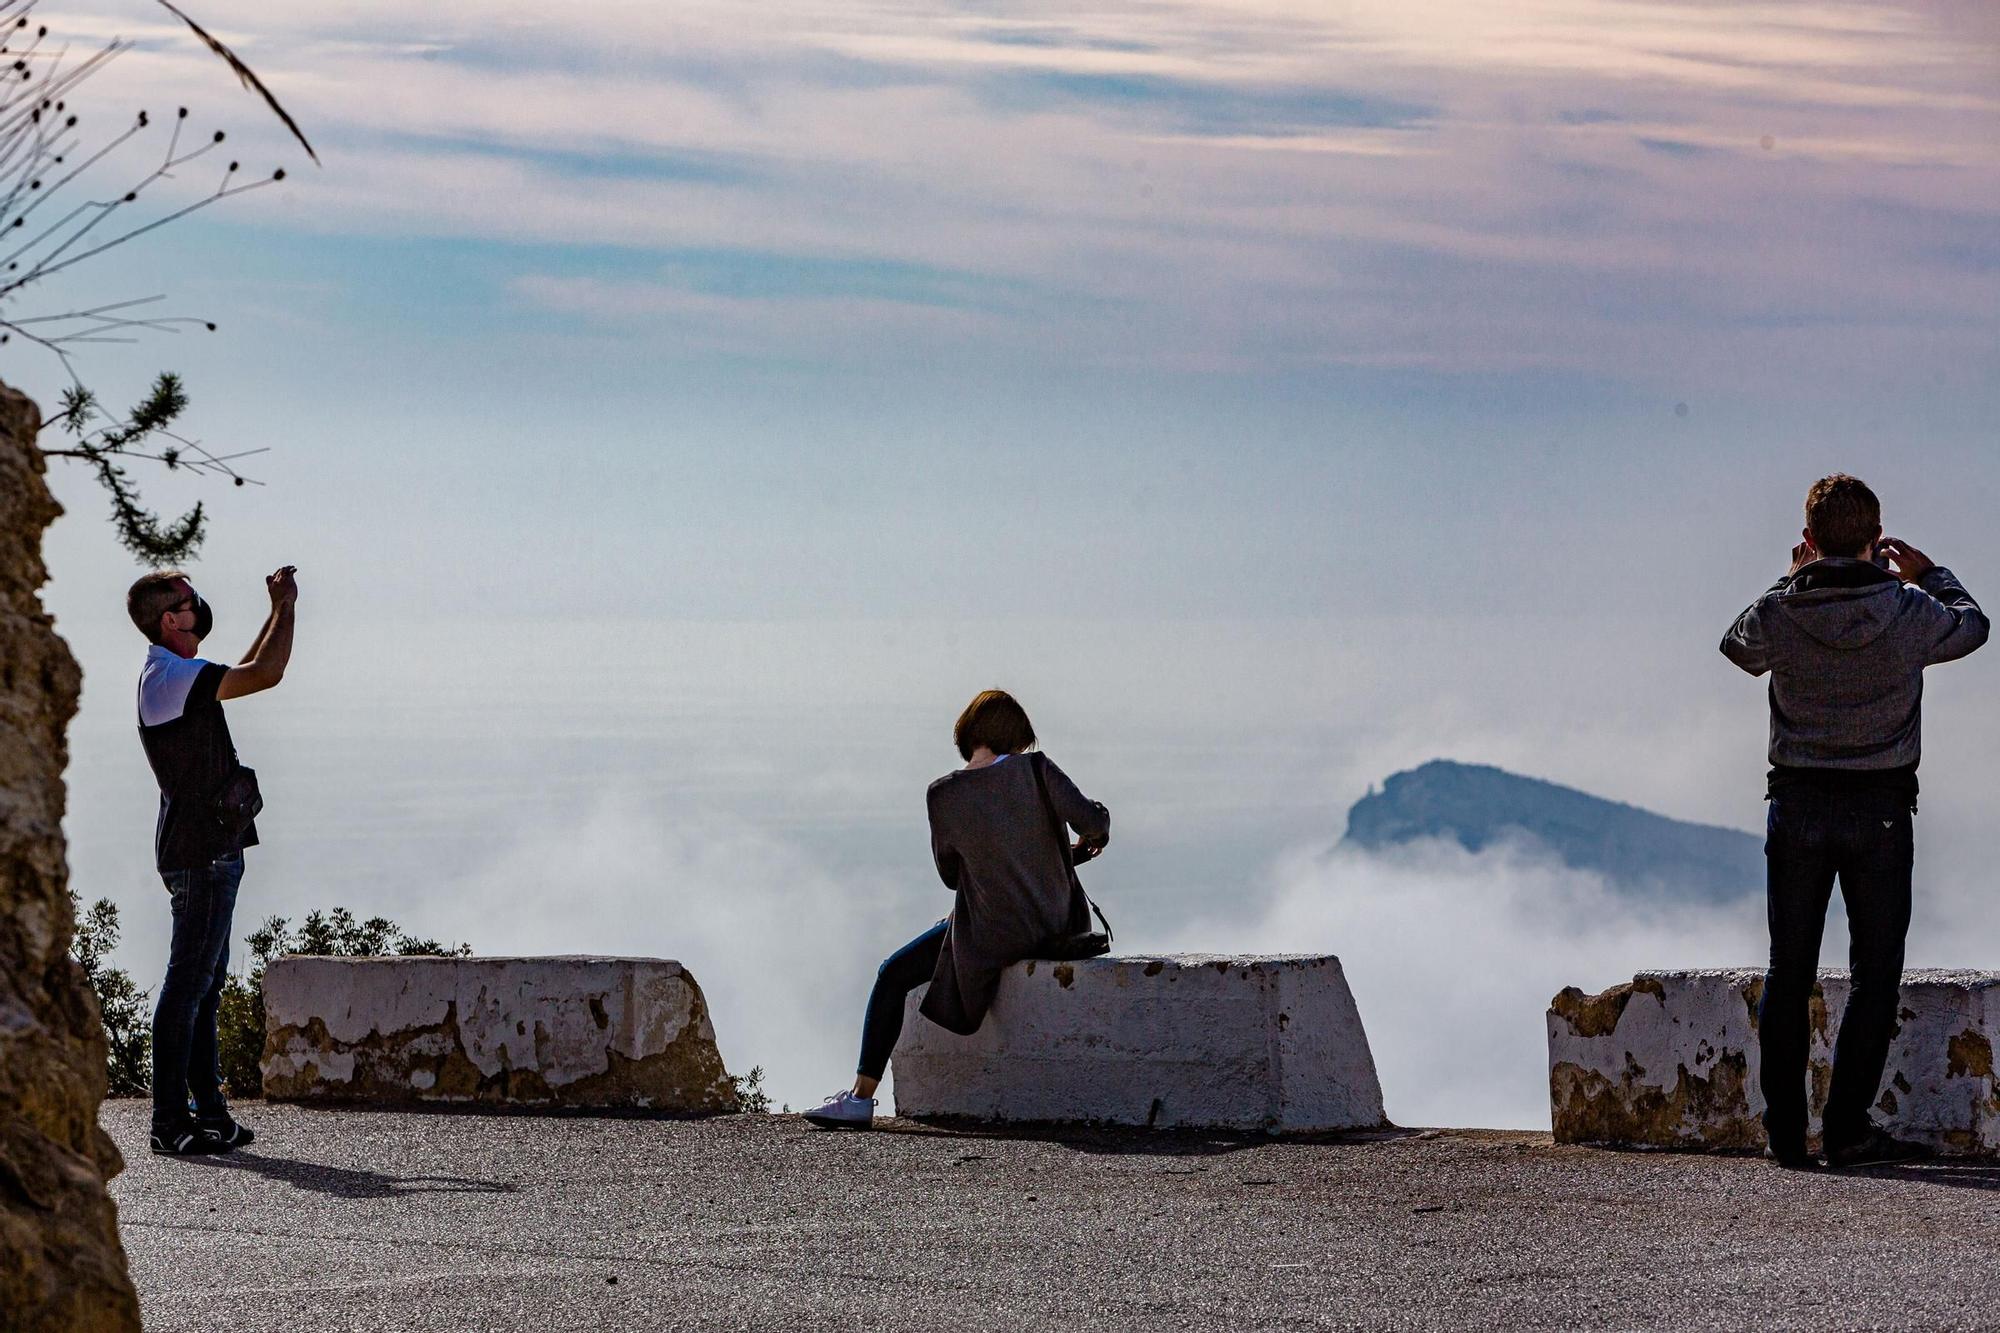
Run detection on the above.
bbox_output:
[1343,759,1763,903]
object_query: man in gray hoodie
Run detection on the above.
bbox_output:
[1723,474,1987,1169]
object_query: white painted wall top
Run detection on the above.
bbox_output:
[261,955,737,1112]
[892,953,1387,1133]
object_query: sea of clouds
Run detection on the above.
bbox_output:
[56,614,2000,1127]
[438,794,1766,1127]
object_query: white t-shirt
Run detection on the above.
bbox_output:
[137,644,221,726]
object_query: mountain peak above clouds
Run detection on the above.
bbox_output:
[1341,760,1762,903]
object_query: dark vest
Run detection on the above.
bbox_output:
[138,662,259,872]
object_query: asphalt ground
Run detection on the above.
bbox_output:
[103,1100,2000,1332]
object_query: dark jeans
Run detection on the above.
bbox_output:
[857,920,946,1081]
[1759,787,1913,1151]
[152,851,243,1132]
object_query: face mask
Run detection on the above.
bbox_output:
[190,593,213,642]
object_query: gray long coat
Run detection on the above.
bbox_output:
[918,752,1110,1035]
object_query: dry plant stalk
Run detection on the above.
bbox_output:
[0,0,314,563]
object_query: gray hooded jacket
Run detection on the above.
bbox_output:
[1722,559,1988,773]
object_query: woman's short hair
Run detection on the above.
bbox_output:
[953,689,1036,760]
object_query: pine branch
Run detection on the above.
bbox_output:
[91,447,205,565]
[38,370,240,565]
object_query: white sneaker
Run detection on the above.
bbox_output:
[803,1090,876,1130]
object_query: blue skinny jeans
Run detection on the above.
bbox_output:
[857,920,946,1081]
[151,851,243,1132]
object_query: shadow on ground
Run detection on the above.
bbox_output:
[1566,1138,2000,1189]
[1838,1162,2000,1192]
[191,1150,517,1200]
[873,1116,1429,1158]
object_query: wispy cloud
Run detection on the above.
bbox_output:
[42,0,1999,382]
[973,69,1431,135]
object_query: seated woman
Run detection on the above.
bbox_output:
[805,689,1110,1129]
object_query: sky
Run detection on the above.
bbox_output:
[13,0,2000,1123]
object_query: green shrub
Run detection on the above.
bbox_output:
[69,895,152,1096]
[729,1065,772,1114]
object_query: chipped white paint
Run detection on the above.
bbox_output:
[1548,968,2000,1156]
[297,1046,356,1086]
[261,955,736,1112]
[891,954,1387,1132]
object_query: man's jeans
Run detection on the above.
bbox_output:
[151,852,243,1132]
[1759,787,1913,1152]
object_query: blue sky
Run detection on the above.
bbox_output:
[16,0,2000,1117]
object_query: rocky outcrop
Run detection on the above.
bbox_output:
[261,956,742,1113]
[0,380,142,1329]
[1344,760,1762,904]
[892,954,1388,1132]
[1549,968,2000,1156]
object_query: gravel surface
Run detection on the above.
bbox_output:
[104,1101,2000,1332]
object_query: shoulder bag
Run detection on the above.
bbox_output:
[1028,752,1113,960]
[211,764,263,843]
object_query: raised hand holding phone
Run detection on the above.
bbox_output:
[1876,538,1935,584]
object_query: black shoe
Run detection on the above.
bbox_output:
[1825,1127,1930,1169]
[1765,1143,1818,1171]
[150,1124,227,1156]
[195,1113,255,1149]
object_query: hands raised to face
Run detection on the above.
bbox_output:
[1875,538,1934,585]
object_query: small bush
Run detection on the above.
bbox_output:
[729,1065,772,1114]
[214,973,264,1102]
[69,895,152,1096]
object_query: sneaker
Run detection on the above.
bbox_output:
[150,1124,226,1157]
[195,1112,255,1149]
[1825,1127,1930,1169]
[802,1090,876,1130]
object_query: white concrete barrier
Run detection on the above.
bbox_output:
[261,956,740,1113]
[891,954,1387,1132]
[1549,968,2000,1156]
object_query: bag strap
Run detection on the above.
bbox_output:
[1029,753,1111,944]
[1028,751,1067,860]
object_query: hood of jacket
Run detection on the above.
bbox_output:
[1774,557,1903,650]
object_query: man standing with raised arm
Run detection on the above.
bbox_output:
[1723,476,1986,1170]
[128,564,297,1156]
